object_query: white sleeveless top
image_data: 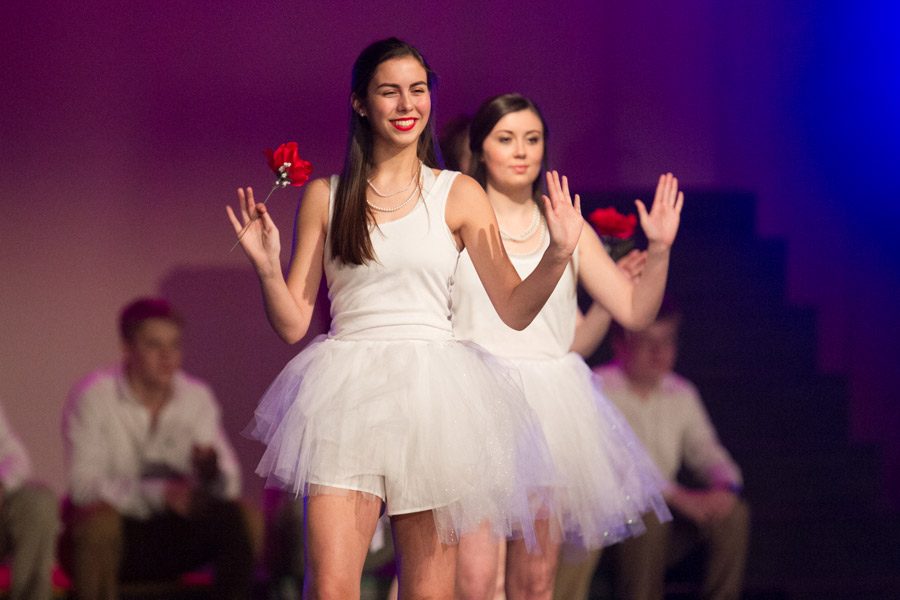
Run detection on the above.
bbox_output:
[451,225,578,359]
[324,168,461,341]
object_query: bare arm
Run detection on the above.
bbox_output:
[570,249,647,356]
[226,177,329,343]
[447,171,583,331]
[570,305,612,358]
[577,174,683,330]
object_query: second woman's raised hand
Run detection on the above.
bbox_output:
[542,170,583,259]
[635,173,684,248]
[226,187,282,274]
[617,249,647,282]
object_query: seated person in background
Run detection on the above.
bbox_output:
[0,401,59,600]
[555,298,749,600]
[61,297,254,600]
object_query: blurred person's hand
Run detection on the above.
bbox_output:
[164,478,194,518]
[192,445,220,485]
[668,486,737,525]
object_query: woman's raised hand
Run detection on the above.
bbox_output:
[635,173,684,248]
[226,187,281,274]
[617,248,647,282]
[542,170,583,259]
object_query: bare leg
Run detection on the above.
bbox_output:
[505,519,560,600]
[303,492,382,600]
[392,510,457,600]
[455,522,502,600]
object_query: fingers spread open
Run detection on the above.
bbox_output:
[634,198,649,223]
[237,188,251,221]
[652,174,665,207]
[226,205,244,233]
[541,194,553,217]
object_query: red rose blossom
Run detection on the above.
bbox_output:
[264,142,313,187]
[230,142,314,252]
[588,207,637,240]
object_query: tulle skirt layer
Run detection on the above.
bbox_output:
[509,353,671,549]
[245,335,556,547]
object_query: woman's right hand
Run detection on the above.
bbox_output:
[542,170,583,261]
[226,187,281,276]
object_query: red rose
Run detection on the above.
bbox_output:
[588,207,637,240]
[229,142,314,251]
[265,142,313,187]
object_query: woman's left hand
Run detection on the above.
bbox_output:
[542,170,583,259]
[635,173,684,248]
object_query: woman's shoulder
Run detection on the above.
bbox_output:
[302,177,334,203]
[446,172,486,204]
[296,177,332,226]
[306,176,333,194]
[444,173,491,232]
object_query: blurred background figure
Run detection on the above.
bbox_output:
[439,113,474,173]
[263,488,304,599]
[555,298,749,600]
[0,401,59,600]
[61,297,256,600]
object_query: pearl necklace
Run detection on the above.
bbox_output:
[499,203,541,242]
[507,222,547,257]
[366,169,418,198]
[367,174,422,213]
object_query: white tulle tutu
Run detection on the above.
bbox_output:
[508,353,671,549]
[245,334,556,546]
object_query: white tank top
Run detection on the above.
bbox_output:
[324,167,461,341]
[451,225,578,359]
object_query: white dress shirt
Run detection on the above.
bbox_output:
[63,367,241,519]
[0,403,32,493]
[595,364,742,489]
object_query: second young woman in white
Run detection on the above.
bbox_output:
[452,94,682,600]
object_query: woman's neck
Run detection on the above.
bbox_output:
[485,180,545,252]
[485,181,536,221]
[370,142,421,184]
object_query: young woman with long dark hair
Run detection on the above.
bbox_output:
[227,40,582,599]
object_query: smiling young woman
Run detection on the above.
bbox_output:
[227,39,585,599]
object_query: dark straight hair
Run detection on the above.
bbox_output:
[468,93,549,203]
[331,37,441,266]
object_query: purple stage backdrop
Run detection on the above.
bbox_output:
[2,2,898,502]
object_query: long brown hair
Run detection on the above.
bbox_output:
[331,38,441,265]
[468,93,549,203]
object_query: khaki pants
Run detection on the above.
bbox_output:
[0,484,60,600]
[61,499,255,600]
[554,500,750,600]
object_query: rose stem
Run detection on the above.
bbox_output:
[229,182,281,252]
